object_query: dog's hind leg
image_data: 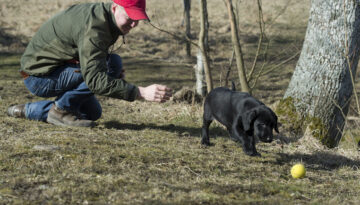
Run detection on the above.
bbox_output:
[201,103,213,146]
[201,119,212,145]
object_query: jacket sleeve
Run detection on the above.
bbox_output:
[78,28,139,101]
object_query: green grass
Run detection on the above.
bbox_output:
[1,55,360,204]
[1,0,360,203]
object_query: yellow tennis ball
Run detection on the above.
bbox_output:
[291,163,306,179]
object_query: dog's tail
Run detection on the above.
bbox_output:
[231,81,236,91]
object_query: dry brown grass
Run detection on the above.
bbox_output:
[1,0,360,204]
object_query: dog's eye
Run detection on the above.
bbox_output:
[258,123,266,127]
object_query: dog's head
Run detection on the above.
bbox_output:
[241,105,279,142]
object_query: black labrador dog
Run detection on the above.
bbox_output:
[201,84,279,156]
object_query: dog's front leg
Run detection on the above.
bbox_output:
[243,134,260,157]
[231,124,260,157]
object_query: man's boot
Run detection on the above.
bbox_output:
[47,104,95,127]
[7,104,26,118]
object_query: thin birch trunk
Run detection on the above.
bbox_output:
[198,0,213,94]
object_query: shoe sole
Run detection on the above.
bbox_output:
[47,114,95,128]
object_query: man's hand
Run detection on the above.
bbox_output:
[138,84,172,103]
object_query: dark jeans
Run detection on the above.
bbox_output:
[23,54,123,121]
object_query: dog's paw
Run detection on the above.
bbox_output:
[201,139,214,146]
[251,152,261,157]
[245,150,261,157]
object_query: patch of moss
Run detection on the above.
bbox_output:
[276,97,336,147]
[275,97,305,135]
[307,117,333,148]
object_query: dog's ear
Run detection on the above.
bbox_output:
[274,119,279,133]
[231,81,236,91]
[268,108,279,133]
[242,109,257,132]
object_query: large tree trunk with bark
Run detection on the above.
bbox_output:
[284,0,360,147]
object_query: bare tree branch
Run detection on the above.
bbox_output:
[247,0,267,82]
[147,21,200,49]
[260,50,300,77]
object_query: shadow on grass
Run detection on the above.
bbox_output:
[0,61,20,69]
[0,27,27,54]
[276,151,360,170]
[0,52,20,57]
[103,120,228,138]
[0,52,21,72]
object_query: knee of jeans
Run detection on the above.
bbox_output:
[90,107,102,121]
[24,76,55,97]
[107,54,123,78]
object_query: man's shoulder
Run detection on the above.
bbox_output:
[58,2,112,24]
[64,2,111,13]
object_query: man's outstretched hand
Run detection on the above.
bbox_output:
[138,84,172,103]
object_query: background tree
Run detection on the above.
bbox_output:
[283,0,360,147]
[183,0,191,58]
[195,0,213,95]
[224,0,270,93]
[225,0,250,93]
[149,0,212,97]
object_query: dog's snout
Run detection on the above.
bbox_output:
[260,135,273,143]
[266,137,273,142]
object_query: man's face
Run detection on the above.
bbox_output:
[113,5,139,35]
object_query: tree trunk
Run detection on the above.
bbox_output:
[284,0,360,147]
[195,50,206,96]
[225,0,250,93]
[198,0,213,94]
[184,0,191,57]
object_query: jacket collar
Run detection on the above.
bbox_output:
[105,3,123,38]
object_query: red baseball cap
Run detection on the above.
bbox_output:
[112,0,149,21]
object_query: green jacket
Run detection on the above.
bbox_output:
[20,2,139,101]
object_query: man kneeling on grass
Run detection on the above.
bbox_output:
[7,0,172,127]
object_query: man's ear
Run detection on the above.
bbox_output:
[242,110,257,132]
[111,3,117,14]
